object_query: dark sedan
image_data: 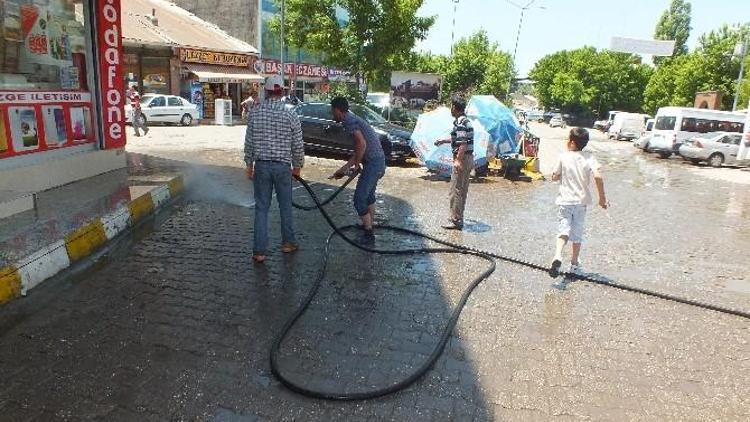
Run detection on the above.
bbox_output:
[291,102,413,162]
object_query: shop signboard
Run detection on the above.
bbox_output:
[180,48,251,67]
[96,0,125,149]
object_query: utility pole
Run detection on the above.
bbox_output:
[451,0,459,55]
[732,37,748,112]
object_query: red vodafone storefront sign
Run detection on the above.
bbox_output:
[97,0,125,149]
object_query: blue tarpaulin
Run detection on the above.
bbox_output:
[410,96,521,177]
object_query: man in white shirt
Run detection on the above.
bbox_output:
[549,128,608,277]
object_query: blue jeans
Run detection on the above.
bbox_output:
[253,161,295,255]
[354,158,386,216]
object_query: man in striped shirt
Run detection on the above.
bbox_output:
[435,95,474,230]
[244,75,305,264]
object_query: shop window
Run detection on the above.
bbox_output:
[1,0,94,159]
[141,57,170,95]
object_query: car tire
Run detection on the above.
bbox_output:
[690,158,701,165]
[708,153,724,168]
[658,152,671,159]
[180,114,193,126]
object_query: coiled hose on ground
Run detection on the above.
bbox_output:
[269,173,750,401]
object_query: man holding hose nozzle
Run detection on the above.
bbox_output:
[330,97,386,243]
[244,75,305,264]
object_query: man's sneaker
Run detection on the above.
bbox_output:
[441,220,463,230]
[548,259,562,278]
[281,242,299,253]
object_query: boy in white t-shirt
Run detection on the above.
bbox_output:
[549,128,608,277]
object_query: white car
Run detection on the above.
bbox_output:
[125,94,199,126]
[549,114,565,128]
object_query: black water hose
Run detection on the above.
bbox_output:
[270,174,750,402]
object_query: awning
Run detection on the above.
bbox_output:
[185,64,264,84]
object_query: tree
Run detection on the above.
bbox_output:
[275,0,435,84]
[529,47,651,116]
[643,23,750,113]
[653,0,692,65]
[440,31,515,98]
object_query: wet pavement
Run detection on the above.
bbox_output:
[0,123,748,421]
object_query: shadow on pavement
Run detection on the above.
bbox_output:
[0,153,495,421]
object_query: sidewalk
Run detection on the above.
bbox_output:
[0,163,184,305]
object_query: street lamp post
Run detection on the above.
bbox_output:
[732,38,748,112]
[506,0,545,95]
[451,0,459,55]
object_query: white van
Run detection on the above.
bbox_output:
[608,112,649,141]
[649,107,746,158]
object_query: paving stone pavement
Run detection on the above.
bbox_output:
[1,130,750,420]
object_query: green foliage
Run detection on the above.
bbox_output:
[276,0,435,83]
[529,47,651,116]
[644,23,750,113]
[440,31,515,99]
[653,0,692,65]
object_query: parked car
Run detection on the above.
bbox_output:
[678,132,747,167]
[608,112,648,141]
[526,110,544,122]
[634,133,653,151]
[366,92,390,109]
[292,102,413,161]
[549,114,565,128]
[125,94,199,126]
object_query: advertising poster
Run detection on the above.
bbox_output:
[738,101,750,162]
[70,106,86,140]
[9,106,39,149]
[191,81,204,119]
[42,105,67,145]
[0,114,8,153]
[391,71,442,110]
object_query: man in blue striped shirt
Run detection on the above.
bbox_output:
[435,95,474,230]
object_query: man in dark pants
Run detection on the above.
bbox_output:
[244,75,305,264]
[435,95,474,230]
[330,97,386,242]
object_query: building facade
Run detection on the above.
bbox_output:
[0,0,126,195]
[122,0,262,120]
[171,0,353,101]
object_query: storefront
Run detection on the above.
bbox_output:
[0,0,126,194]
[254,59,354,102]
[179,48,263,120]
[123,46,173,95]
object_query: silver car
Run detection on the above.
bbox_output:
[678,132,745,167]
[549,114,565,128]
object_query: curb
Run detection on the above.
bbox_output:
[0,175,185,306]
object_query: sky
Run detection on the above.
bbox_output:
[416,0,750,77]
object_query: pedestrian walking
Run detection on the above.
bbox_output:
[244,75,305,264]
[131,92,149,137]
[548,127,608,277]
[330,96,386,243]
[434,95,474,230]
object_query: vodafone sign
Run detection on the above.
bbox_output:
[97,0,125,149]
